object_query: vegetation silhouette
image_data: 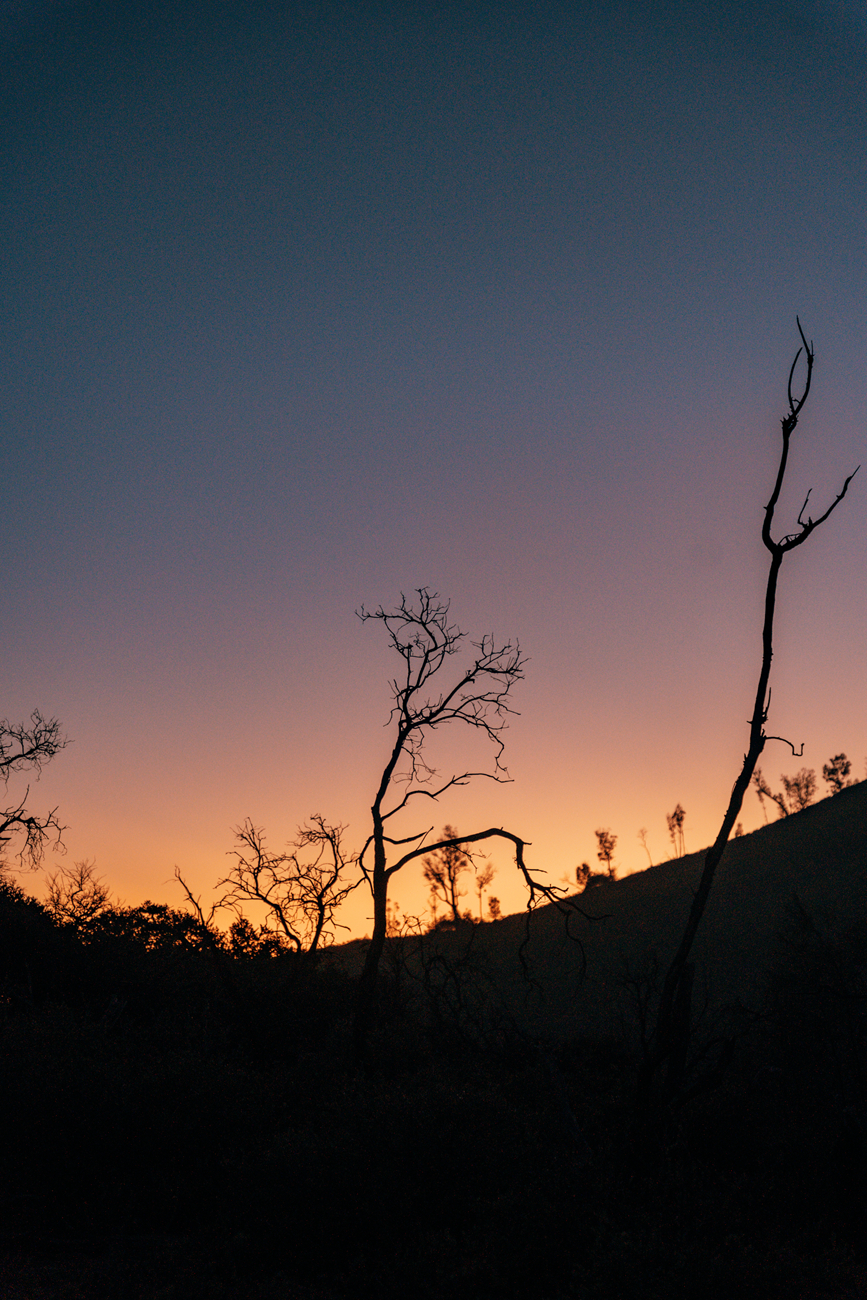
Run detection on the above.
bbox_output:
[637,320,860,1142]
[0,710,66,869]
[754,764,818,818]
[2,326,864,1298]
[352,587,584,1056]
[594,827,617,878]
[422,824,471,924]
[666,803,686,857]
[46,858,111,928]
[214,815,356,955]
[823,750,853,795]
[3,787,867,1297]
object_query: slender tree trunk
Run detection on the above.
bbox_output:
[636,325,857,1144]
[637,552,781,1130]
[353,824,389,1062]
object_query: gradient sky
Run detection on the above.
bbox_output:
[3,0,865,936]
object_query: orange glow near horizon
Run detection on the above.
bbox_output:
[3,0,865,947]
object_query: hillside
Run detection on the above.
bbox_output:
[374,782,867,1039]
[3,783,865,1298]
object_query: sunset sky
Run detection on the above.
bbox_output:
[3,0,865,935]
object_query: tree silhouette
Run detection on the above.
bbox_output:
[0,711,66,869]
[46,859,111,928]
[781,768,817,813]
[595,828,617,878]
[639,321,859,1133]
[200,815,357,955]
[822,752,852,795]
[753,766,787,820]
[666,804,686,857]
[753,766,817,818]
[353,588,566,1054]
[422,825,471,923]
[474,861,496,919]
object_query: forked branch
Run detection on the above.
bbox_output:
[639,323,859,1131]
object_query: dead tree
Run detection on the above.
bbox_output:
[353,588,574,1054]
[210,815,358,955]
[0,711,66,869]
[638,321,859,1134]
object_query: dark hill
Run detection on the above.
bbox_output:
[474,781,867,1036]
[333,783,867,1041]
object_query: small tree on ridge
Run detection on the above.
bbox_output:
[423,825,471,924]
[595,828,617,878]
[666,804,687,857]
[822,752,852,795]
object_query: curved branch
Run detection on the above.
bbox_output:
[764,735,804,757]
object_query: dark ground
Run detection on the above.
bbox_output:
[2,793,866,1298]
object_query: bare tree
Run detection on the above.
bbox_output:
[822,752,852,795]
[0,711,66,869]
[211,815,358,955]
[46,859,111,928]
[353,589,570,1052]
[595,828,617,878]
[422,825,471,924]
[639,320,859,1131]
[637,827,653,867]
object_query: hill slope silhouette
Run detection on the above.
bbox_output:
[414,782,867,1038]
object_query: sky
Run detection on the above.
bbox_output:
[3,0,865,937]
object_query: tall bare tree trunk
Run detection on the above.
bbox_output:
[636,323,858,1144]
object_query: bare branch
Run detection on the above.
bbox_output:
[764,735,804,757]
[0,712,66,784]
[216,816,359,955]
[174,867,229,932]
[0,790,64,870]
[640,320,859,1131]
[390,827,597,923]
[763,326,859,555]
[786,317,813,422]
[381,769,507,822]
[0,713,67,870]
[46,859,111,928]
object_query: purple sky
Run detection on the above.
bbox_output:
[3,0,865,933]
